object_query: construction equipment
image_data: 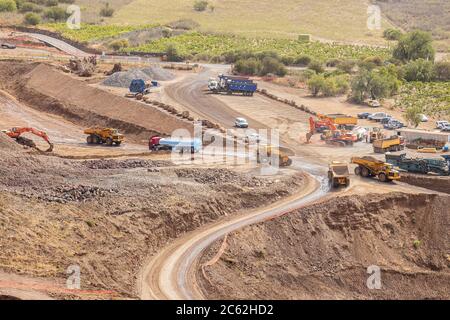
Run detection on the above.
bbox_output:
[318,113,358,126]
[208,75,257,96]
[373,135,405,153]
[149,136,202,153]
[369,127,384,143]
[256,145,292,167]
[386,153,449,176]
[2,127,53,152]
[328,161,350,188]
[84,127,124,146]
[351,156,400,182]
[306,117,357,146]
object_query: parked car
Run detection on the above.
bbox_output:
[441,124,450,132]
[419,114,428,122]
[357,112,371,119]
[368,112,390,122]
[234,117,249,128]
[1,43,16,49]
[367,100,381,108]
[384,120,404,130]
[436,121,448,129]
[380,116,393,124]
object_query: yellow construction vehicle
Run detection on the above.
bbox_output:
[373,135,405,153]
[369,127,384,143]
[318,113,358,126]
[256,145,293,167]
[84,127,124,146]
[328,161,350,188]
[351,156,400,182]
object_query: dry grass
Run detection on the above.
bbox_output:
[109,0,390,43]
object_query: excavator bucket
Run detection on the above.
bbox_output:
[46,143,54,153]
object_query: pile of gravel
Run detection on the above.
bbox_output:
[102,69,151,88]
[102,66,175,87]
[141,66,175,81]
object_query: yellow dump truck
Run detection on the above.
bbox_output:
[84,127,124,146]
[373,136,405,153]
[328,161,350,188]
[256,145,293,167]
[351,156,400,182]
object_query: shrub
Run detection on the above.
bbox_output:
[43,6,67,21]
[393,30,435,62]
[433,61,450,81]
[165,43,183,62]
[100,2,114,17]
[24,12,41,25]
[167,19,199,30]
[404,105,424,128]
[281,55,295,66]
[308,60,325,73]
[58,0,75,3]
[295,55,311,66]
[383,28,402,41]
[337,59,357,73]
[326,58,342,67]
[45,0,57,6]
[308,74,325,96]
[28,0,45,4]
[234,58,262,75]
[260,56,286,76]
[0,0,17,12]
[402,59,434,82]
[109,39,129,51]
[19,1,41,12]
[351,67,400,103]
[334,74,350,94]
[14,0,24,9]
[193,0,208,12]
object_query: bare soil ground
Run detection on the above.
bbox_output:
[199,192,450,299]
[0,134,306,299]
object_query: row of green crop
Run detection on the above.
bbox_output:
[43,23,157,42]
[395,81,450,119]
[123,32,392,61]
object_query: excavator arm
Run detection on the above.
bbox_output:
[4,127,54,152]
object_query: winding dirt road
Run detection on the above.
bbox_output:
[139,160,329,300]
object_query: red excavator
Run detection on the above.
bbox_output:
[2,127,54,152]
[306,117,356,146]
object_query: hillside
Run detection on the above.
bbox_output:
[108,0,389,43]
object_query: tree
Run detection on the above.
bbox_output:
[234,58,262,75]
[24,12,41,25]
[0,0,17,12]
[404,104,423,128]
[402,58,434,82]
[165,43,183,62]
[193,0,208,11]
[109,39,129,51]
[393,31,435,62]
[259,57,286,76]
[351,67,400,103]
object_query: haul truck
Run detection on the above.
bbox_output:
[208,75,257,96]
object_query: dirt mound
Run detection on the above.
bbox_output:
[0,61,193,142]
[200,193,450,299]
[0,133,22,152]
[102,69,151,88]
[141,66,175,81]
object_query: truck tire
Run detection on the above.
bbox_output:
[361,167,370,177]
[378,173,388,182]
[92,135,100,144]
[87,135,93,144]
[332,179,340,188]
[106,138,113,146]
[115,141,121,146]
[354,166,361,176]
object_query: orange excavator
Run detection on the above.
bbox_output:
[2,127,54,152]
[306,117,356,146]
